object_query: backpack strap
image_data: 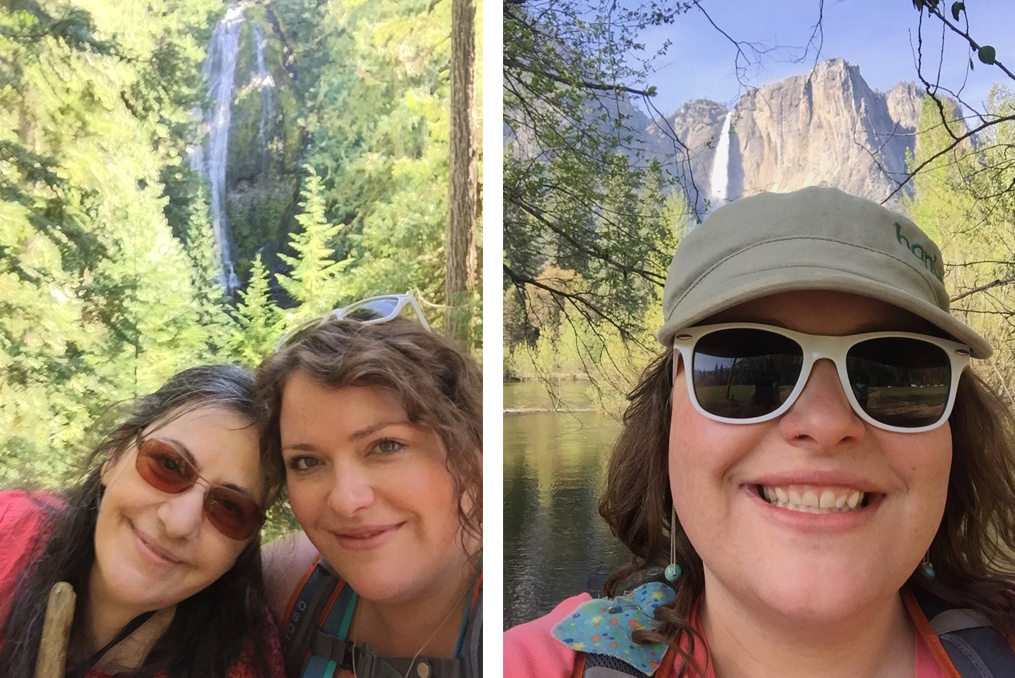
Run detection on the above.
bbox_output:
[577,653,654,678]
[283,557,345,678]
[459,573,483,678]
[284,560,483,678]
[908,587,1015,678]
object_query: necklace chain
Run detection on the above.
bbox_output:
[350,583,472,678]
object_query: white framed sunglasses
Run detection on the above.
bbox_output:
[275,293,431,351]
[672,323,972,433]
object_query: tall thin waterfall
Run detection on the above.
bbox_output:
[197,4,245,292]
[709,111,733,208]
[252,27,275,148]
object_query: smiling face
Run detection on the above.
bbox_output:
[670,290,952,624]
[93,406,263,616]
[279,371,469,604]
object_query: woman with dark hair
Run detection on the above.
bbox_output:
[504,187,1015,677]
[0,364,288,678]
[256,295,483,678]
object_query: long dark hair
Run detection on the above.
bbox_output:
[599,351,1015,676]
[0,365,287,678]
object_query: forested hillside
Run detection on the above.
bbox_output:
[0,0,481,490]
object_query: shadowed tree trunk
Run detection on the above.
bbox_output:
[446,0,476,345]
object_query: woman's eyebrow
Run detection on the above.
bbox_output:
[350,420,412,440]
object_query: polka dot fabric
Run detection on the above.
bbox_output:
[550,583,674,676]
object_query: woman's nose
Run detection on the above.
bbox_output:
[327,466,376,517]
[157,486,207,539]
[779,359,866,450]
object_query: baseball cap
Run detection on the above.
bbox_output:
[657,186,992,358]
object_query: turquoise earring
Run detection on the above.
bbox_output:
[665,506,682,583]
[921,552,935,579]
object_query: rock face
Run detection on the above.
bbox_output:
[225,3,301,284]
[649,59,924,214]
[192,3,301,290]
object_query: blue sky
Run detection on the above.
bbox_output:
[635,0,1015,115]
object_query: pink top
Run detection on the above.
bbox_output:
[504,592,949,678]
[0,490,286,677]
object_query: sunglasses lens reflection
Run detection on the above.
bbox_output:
[344,296,401,322]
[692,329,804,420]
[846,338,951,428]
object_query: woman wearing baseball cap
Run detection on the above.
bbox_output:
[504,186,1015,678]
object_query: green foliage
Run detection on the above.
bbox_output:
[271,0,482,346]
[1,0,475,492]
[903,89,1015,395]
[0,0,223,487]
[275,166,348,318]
[227,254,282,369]
[504,0,691,365]
[503,155,687,403]
[978,45,996,65]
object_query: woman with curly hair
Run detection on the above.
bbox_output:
[258,295,483,678]
[505,186,1015,678]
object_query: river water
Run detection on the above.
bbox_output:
[503,381,630,629]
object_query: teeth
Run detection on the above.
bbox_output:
[758,484,869,514]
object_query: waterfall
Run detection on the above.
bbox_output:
[197,4,245,292]
[252,27,275,149]
[709,111,733,208]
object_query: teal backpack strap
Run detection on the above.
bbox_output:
[286,563,482,678]
[283,559,346,678]
[913,588,1015,678]
[459,591,482,678]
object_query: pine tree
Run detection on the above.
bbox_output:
[228,254,283,369]
[276,166,349,320]
[182,184,232,354]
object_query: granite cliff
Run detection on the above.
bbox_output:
[646,59,926,213]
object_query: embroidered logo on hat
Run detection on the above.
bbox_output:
[895,222,943,283]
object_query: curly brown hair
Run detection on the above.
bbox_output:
[254,317,483,555]
[599,350,1015,675]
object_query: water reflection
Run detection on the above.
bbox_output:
[503,382,630,629]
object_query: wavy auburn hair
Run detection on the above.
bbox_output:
[254,317,483,554]
[599,350,1015,675]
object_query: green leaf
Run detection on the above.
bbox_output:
[950,2,964,20]
[970,57,975,70]
[978,45,996,65]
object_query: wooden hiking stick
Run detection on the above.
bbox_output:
[34,581,76,678]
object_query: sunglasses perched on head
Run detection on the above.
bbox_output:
[274,293,431,351]
[134,435,265,540]
[672,323,972,433]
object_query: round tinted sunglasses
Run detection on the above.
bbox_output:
[134,435,265,540]
[672,323,972,433]
[274,293,431,351]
